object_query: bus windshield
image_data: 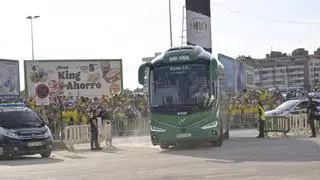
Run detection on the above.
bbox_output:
[150,64,210,114]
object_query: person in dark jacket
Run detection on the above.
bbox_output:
[88,110,102,150]
[307,94,317,138]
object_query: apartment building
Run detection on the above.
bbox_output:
[242,48,311,90]
[142,48,320,91]
[308,55,320,87]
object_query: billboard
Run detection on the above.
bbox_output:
[218,54,249,93]
[244,64,255,89]
[218,54,235,92]
[186,0,212,53]
[24,59,123,99]
[0,60,20,96]
[235,61,245,92]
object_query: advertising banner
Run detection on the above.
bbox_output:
[218,54,235,93]
[24,59,123,100]
[236,61,245,92]
[244,63,255,89]
[0,60,20,96]
[186,0,212,53]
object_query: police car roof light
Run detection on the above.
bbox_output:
[0,103,25,108]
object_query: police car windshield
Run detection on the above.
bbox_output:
[0,110,45,129]
[276,100,300,111]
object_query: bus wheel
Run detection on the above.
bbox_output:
[160,144,169,149]
[212,128,224,147]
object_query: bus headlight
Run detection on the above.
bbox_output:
[201,121,218,129]
[150,126,166,132]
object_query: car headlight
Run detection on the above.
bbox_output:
[0,127,19,139]
[201,121,218,129]
[44,126,53,139]
[150,126,166,132]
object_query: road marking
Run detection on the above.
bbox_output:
[206,158,234,163]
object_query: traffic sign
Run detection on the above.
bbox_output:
[35,84,50,106]
[35,84,50,98]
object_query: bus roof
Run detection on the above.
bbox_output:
[150,45,220,66]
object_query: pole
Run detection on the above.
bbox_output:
[314,67,316,88]
[30,18,35,61]
[169,0,173,47]
[27,15,39,60]
[181,6,185,46]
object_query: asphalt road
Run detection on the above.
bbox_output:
[1,129,320,180]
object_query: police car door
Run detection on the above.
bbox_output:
[291,101,308,115]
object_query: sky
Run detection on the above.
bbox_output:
[0,0,320,91]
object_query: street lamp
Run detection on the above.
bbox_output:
[26,15,40,61]
[169,0,173,47]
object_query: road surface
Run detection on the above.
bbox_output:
[1,129,320,180]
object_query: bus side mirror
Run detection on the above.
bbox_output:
[138,62,152,85]
[211,59,218,78]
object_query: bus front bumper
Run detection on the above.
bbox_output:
[150,127,221,146]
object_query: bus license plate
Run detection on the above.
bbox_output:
[176,133,191,138]
[28,142,43,147]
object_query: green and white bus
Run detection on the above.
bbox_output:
[138,46,230,149]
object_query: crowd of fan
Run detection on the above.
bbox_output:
[0,88,316,129]
[18,90,147,136]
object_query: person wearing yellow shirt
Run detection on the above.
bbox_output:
[62,109,70,126]
[259,90,267,102]
[230,103,236,125]
[80,112,89,125]
[28,98,36,110]
[235,102,241,124]
[257,101,266,138]
[253,101,259,114]
[250,102,256,124]
[70,108,78,125]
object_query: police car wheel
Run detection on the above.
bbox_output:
[41,151,51,158]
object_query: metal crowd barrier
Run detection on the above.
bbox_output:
[259,114,319,137]
[230,113,258,129]
[264,116,290,137]
[63,120,112,151]
[229,111,320,137]
[288,114,320,136]
[112,118,150,137]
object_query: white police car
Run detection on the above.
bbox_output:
[265,99,320,118]
[0,103,53,159]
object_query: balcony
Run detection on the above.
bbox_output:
[290,76,305,81]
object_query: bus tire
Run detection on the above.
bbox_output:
[160,144,169,149]
[212,128,224,147]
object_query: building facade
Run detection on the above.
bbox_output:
[241,48,319,90]
[142,48,320,91]
[308,55,320,87]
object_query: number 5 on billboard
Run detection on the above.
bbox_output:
[89,64,95,72]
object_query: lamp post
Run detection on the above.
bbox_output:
[169,0,173,47]
[26,15,40,61]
